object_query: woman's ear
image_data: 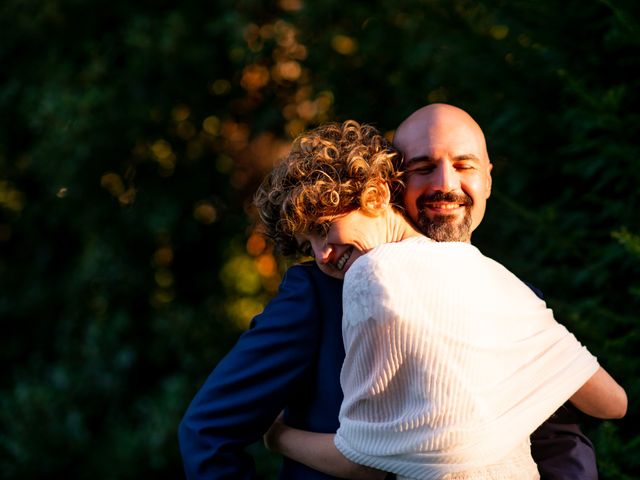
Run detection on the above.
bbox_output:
[365,181,391,213]
[378,181,391,207]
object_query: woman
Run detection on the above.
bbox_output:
[254,120,626,480]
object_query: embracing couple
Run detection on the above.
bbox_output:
[179,104,627,480]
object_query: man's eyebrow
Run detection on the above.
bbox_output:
[405,154,481,166]
[404,155,433,167]
[453,154,481,162]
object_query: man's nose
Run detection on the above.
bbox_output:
[431,163,460,191]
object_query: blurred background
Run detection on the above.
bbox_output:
[1,0,638,478]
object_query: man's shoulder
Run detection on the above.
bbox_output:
[284,261,343,286]
[274,261,344,309]
[521,280,544,300]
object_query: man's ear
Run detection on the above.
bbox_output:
[485,163,493,199]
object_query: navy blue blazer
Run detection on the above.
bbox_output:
[179,262,597,480]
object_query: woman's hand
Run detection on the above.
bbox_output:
[263,411,288,453]
[262,412,387,480]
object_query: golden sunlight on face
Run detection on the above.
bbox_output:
[295,209,385,279]
[394,105,492,242]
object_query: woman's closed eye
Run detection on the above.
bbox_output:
[299,241,313,258]
[311,221,332,237]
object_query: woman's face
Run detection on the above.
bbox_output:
[295,209,386,279]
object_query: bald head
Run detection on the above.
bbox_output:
[393,103,489,163]
[393,103,493,242]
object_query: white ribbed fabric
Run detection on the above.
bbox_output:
[335,237,599,480]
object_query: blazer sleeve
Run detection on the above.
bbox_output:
[178,264,324,480]
[523,281,598,480]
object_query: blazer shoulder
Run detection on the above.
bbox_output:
[283,261,343,288]
[521,279,544,300]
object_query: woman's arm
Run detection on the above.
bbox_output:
[570,367,627,419]
[264,414,387,480]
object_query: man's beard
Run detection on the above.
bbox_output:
[414,192,473,242]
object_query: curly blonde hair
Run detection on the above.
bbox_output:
[254,120,403,255]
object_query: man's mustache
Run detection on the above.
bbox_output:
[417,191,473,207]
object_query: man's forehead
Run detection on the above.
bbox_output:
[394,106,489,165]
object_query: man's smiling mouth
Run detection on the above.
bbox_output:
[427,202,464,210]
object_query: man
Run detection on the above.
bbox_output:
[393,103,492,243]
[178,104,597,479]
[393,104,598,478]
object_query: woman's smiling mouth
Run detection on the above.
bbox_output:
[336,247,353,271]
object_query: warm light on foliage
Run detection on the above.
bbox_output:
[240,64,270,91]
[220,255,262,296]
[296,99,316,120]
[153,246,174,268]
[150,140,173,160]
[518,34,532,47]
[151,287,175,308]
[202,116,221,136]
[193,201,217,225]
[151,241,176,309]
[155,269,174,288]
[171,104,190,123]
[331,34,358,55]
[100,172,136,205]
[150,139,176,176]
[278,0,303,11]
[2,1,638,478]
[221,121,250,152]
[0,180,25,213]
[245,133,291,170]
[101,172,125,197]
[279,89,334,132]
[612,228,640,259]
[285,118,306,138]
[176,120,197,141]
[490,25,509,40]
[225,297,265,330]
[215,154,233,174]
[246,233,267,256]
[316,90,333,112]
[209,79,231,96]
[274,60,301,81]
[219,241,282,329]
[255,254,277,278]
[233,17,325,145]
[243,23,264,52]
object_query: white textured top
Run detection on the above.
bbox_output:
[335,237,599,480]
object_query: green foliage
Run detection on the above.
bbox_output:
[1,0,638,478]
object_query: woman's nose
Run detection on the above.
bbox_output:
[312,242,333,264]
